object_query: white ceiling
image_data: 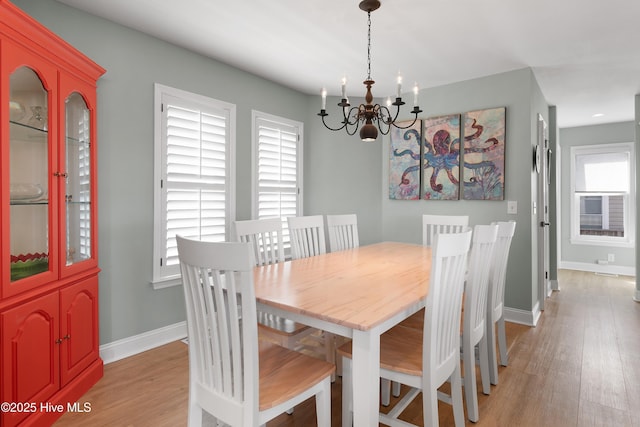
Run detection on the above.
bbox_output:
[56,0,640,128]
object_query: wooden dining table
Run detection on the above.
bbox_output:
[253,241,432,427]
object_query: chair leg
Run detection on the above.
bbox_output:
[341,356,353,427]
[187,398,202,427]
[381,378,391,406]
[478,336,491,395]
[315,377,332,427]
[486,321,499,385]
[325,332,337,382]
[497,317,508,367]
[422,380,440,427]
[463,339,479,422]
[392,381,401,397]
[451,364,465,427]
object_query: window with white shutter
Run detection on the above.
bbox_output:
[153,84,236,287]
[570,142,635,247]
[252,111,302,255]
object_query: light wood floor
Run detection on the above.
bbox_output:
[55,270,639,426]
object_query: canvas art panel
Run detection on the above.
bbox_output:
[462,107,506,200]
[422,114,461,200]
[389,120,422,200]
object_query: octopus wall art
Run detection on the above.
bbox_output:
[389,107,506,201]
[421,115,461,200]
[462,107,505,200]
[389,120,422,200]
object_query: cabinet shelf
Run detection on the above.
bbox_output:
[10,120,48,142]
[9,200,48,206]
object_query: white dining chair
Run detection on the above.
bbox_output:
[486,220,517,385]
[234,217,284,266]
[422,214,469,247]
[326,214,359,252]
[176,237,334,427]
[287,215,326,259]
[461,224,498,422]
[338,230,472,427]
[234,218,316,354]
[382,213,470,405]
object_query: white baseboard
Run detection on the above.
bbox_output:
[634,289,640,302]
[560,261,635,277]
[100,321,187,364]
[504,304,539,327]
[550,279,559,292]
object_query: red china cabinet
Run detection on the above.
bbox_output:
[0,1,105,425]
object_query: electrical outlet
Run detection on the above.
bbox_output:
[608,253,615,262]
[507,201,517,215]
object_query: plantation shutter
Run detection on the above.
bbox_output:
[255,115,301,249]
[163,101,229,269]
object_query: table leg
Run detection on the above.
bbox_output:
[351,329,380,427]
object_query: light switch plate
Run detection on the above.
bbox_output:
[507,200,517,214]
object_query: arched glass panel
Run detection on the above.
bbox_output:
[9,67,49,281]
[65,92,92,265]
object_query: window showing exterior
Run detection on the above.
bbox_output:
[570,142,634,247]
[153,84,236,286]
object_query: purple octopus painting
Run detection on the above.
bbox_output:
[462,108,505,200]
[421,115,461,200]
[389,120,422,200]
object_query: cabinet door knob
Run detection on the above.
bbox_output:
[63,335,71,340]
[55,338,63,344]
[54,172,68,178]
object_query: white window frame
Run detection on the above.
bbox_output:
[251,111,303,256]
[152,84,236,288]
[570,142,635,248]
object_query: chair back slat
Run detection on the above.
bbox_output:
[423,230,472,385]
[234,218,285,266]
[327,214,359,252]
[422,214,469,247]
[287,215,326,259]
[177,237,258,425]
[488,221,516,322]
[465,224,499,342]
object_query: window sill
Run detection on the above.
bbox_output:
[151,276,182,290]
[569,238,634,248]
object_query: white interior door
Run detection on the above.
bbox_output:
[537,114,551,310]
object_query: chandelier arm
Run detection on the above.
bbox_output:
[320,113,349,132]
[346,106,362,126]
[377,119,392,136]
[390,114,421,130]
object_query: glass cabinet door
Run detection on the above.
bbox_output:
[64,92,92,266]
[9,67,50,282]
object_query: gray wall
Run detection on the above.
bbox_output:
[379,68,546,312]
[14,0,383,343]
[15,0,549,344]
[558,122,636,271]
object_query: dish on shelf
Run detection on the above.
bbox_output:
[9,100,26,122]
[10,183,44,201]
[10,256,49,281]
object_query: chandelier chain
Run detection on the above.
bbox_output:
[367,10,372,80]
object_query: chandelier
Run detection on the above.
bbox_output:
[318,0,422,142]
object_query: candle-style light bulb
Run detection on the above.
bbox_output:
[321,88,327,110]
[413,83,419,107]
[341,77,347,99]
[396,73,403,98]
[386,96,392,107]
